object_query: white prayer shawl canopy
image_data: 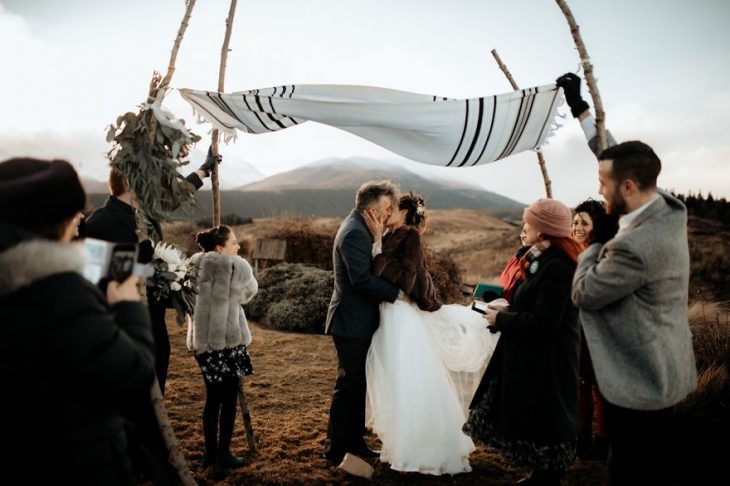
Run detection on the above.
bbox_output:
[179,84,563,167]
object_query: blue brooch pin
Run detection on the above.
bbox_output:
[529,260,539,274]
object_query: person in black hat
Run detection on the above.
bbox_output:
[0,157,154,485]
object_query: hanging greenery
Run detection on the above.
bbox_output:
[106,72,201,222]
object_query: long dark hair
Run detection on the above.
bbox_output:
[573,198,618,245]
[195,225,232,252]
[399,192,428,233]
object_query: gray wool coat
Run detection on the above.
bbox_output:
[187,252,258,353]
[572,136,697,410]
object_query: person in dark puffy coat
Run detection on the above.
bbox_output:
[0,157,155,485]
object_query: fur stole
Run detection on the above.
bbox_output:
[373,226,441,312]
[187,251,258,353]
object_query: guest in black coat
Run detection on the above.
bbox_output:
[0,158,154,485]
[84,150,219,392]
[464,198,583,486]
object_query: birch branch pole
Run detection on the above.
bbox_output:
[143,1,198,484]
[211,0,238,226]
[554,0,608,152]
[490,49,553,198]
[159,0,197,92]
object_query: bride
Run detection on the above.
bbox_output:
[365,192,500,475]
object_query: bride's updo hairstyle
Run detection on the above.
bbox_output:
[399,192,428,233]
[195,224,233,252]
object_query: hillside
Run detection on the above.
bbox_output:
[86,158,524,220]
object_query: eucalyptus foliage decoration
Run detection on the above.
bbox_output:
[106,73,201,222]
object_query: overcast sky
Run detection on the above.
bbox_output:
[1,0,728,206]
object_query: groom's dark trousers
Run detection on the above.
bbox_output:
[324,209,399,464]
[325,335,372,462]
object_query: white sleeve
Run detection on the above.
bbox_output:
[371,239,383,258]
[580,114,597,142]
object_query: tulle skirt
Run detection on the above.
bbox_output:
[366,299,499,475]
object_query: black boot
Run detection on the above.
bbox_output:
[530,469,563,486]
[217,450,246,468]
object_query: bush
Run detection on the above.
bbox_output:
[160,221,203,257]
[196,213,253,227]
[245,263,334,334]
[264,219,335,270]
[424,247,464,305]
[669,302,730,484]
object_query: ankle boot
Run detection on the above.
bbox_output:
[217,450,246,468]
[202,450,217,467]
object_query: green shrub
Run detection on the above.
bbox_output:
[245,262,334,334]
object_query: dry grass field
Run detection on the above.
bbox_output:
[163,320,608,486]
[156,209,728,485]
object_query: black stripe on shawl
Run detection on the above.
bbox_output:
[458,97,484,167]
[503,88,537,158]
[447,99,470,167]
[242,95,274,132]
[496,89,527,161]
[473,95,498,165]
[214,93,258,133]
[532,87,560,149]
[289,85,295,98]
[273,86,299,125]
[201,92,237,129]
[256,95,287,130]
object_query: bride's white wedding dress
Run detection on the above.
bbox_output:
[366,298,499,475]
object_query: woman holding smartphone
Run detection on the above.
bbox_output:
[464,198,582,486]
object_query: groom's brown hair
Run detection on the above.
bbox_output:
[355,180,400,210]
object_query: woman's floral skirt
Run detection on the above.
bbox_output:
[195,344,253,385]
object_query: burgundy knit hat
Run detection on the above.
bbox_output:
[0,158,86,232]
[523,198,573,238]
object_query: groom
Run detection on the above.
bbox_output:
[324,180,401,473]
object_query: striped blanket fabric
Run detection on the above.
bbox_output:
[179,84,563,167]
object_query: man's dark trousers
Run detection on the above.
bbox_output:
[603,398,672,486]
[324,335,372,464]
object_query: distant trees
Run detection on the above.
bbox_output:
[672,191,730,225]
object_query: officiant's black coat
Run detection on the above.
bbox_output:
[470,246,580,446]
[325,209,399,337]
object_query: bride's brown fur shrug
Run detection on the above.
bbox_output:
[373,225,441,312]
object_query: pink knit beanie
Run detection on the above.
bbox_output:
[523,198,573,238]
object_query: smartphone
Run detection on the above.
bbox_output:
[108,243,137,283]
[471,301,488,314]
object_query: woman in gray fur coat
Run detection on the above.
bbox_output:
[188,225,258,468]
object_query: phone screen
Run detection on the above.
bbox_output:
[109,244,137,283]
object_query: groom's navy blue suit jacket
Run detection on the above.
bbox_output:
[325,209,399,338]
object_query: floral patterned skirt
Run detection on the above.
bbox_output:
[463,376,577,472]
[194,344,253,385]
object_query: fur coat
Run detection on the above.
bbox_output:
[187,251,258,353]
[373,226,441,312]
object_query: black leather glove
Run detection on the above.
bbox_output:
[556,72,590,118]
[198,146,222,177]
